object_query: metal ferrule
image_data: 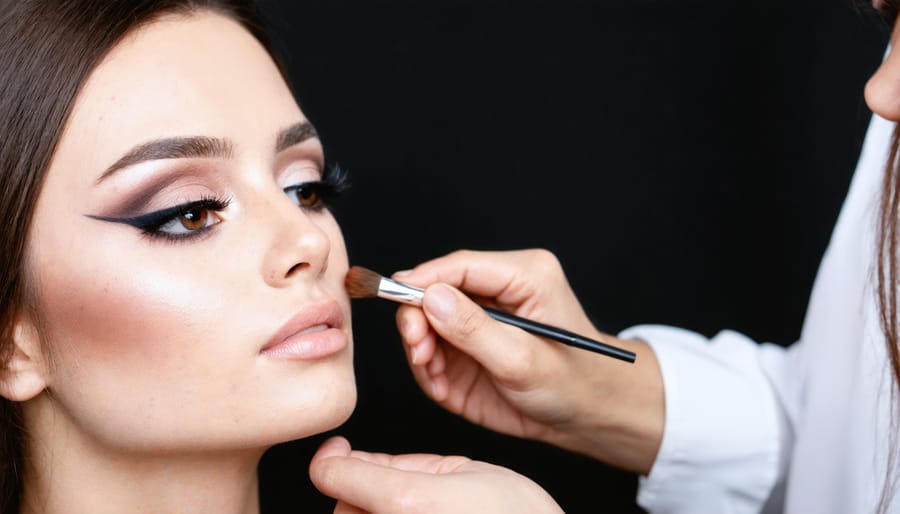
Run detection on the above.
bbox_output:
[377,277,425,306]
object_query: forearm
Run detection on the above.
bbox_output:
[543,337,664,474]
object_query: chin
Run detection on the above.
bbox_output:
[266,372,358,446]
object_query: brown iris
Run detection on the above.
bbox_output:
[179,208,208,230]
[296,185,320,207]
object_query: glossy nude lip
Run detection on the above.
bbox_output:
[261,300,346,360]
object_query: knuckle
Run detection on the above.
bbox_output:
[455,306,484,339]
[448,248,474,260]
[530,248,561,270]
[527,248,564,283]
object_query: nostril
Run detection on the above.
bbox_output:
[285,262,309,279]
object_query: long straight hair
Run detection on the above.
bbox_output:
[874,4,900,513]
[878,126,900,513]
[0,2,283,511]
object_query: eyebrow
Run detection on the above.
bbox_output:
[276,121,318,153]
[95,120,319,184]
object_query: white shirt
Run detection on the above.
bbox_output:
[621,113,896,513]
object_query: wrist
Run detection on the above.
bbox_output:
[543,338,664,474]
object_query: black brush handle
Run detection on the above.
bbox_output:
[483,307,636,363]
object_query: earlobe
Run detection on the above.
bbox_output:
[0,317,48,402]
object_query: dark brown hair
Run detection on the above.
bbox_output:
[875,3,900,512]
[879,128,900,513]
[0,1,279,511]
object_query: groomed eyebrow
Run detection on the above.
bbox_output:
[276,120,318,153]
[95,136,234,184]
[95,120,319,184]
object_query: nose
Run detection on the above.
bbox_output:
[260,191,332,288]
[866,43,900,122]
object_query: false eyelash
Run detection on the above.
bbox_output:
[322,163,350,197]
[86,165,348,243]
[286,163,349,212]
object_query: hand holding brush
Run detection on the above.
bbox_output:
[345,266,635,362]
[344,250,664,474]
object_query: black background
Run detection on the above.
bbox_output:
[255,1,890,512]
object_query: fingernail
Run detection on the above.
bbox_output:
[411,345,421,365]
[424,284,455,321]
[393,269,413,277]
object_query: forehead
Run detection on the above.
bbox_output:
[53,12,301,184]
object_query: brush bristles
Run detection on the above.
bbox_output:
[345,266,384,299]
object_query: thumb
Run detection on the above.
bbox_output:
[311,436,353,464]
[309,446,429,513]
[422,283,533,380]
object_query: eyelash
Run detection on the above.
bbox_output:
[91,164,350,244]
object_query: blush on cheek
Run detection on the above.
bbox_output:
[37,263,228,372]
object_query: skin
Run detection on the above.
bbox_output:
[3,12,357,514]
[8,5,897,514]
[0,10,562,514]
[867,13,900,122]
[392,250,664,473]
[309,5,900,512]
[310,436,564,514]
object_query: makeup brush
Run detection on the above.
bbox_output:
[345,266,636,363]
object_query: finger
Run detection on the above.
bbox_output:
[343,448,472,474]
[312,436,353,463]
[310,453,440,512]
[426,339,445,375]
[394,250,525,299]
[334,501,368,514]
[396,304,428,346]
[421,283,541,383]
[430,372,449,400]
[396,306,436,365]
[414,331,437,367]
[395,249,556,305]
[407,348,448,401]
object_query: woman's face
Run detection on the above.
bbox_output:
[23,12,356,452]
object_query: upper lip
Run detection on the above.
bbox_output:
[261,299,344,353]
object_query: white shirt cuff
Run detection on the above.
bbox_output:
[619,325,783,514]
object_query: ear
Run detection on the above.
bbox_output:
[0,314,48,402]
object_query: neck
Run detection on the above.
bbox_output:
[20,398,264,514]
[22,442,263,514]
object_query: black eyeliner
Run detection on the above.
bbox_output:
[284,164,350,210]
[85,165,348,240]
[86,197,229,233]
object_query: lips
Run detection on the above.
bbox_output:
[260,300,347,360]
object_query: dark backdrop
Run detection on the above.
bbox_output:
[255,1,890,512]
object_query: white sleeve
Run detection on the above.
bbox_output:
[618,325,793,514]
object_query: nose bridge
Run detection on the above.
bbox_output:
[257,185,331,287]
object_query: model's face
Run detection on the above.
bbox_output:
[24,12,355,452]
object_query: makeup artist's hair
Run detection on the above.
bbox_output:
[0,1,283,511]
[876,4,900,513]
[879,128,900,514]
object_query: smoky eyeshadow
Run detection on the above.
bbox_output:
[94,168,214,219]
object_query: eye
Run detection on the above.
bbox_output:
[284,182,327,210]
[155,205,219,236]
[86,196,231,243]
[280,167,349,212]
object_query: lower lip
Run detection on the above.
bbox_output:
[260,328,347,360]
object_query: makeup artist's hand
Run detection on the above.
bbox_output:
[394,249,664,473]
[309,436,563,514]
